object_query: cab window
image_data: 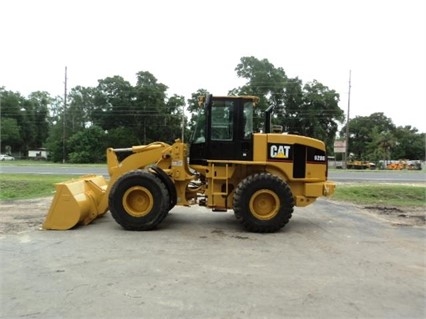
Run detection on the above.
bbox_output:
[243,101,253,139]
[211,100,233,141]
[191,108,206,144]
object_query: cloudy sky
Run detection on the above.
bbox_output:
[1,0,425,132]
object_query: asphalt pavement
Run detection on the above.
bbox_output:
[1,199,425,319]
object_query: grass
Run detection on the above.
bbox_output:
[0,160,104,167]
[0,173,425,207]
[332,184,426,207]
[0,174,76,200]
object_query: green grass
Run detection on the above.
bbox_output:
[1,173,425,207]
[0,160,104,167]
[332,184,426,207]
[0,174,75,200]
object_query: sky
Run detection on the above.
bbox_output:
[1,0,425,133]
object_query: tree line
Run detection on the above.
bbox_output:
[1,56,424,163]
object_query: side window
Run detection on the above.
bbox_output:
[191,108,206,144]
[243,102,253,139]
[211,101,233,141]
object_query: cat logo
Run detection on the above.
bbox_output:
[269,144,291,159]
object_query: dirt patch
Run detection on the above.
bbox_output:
[0,197,51,235]
[363,205,425,227]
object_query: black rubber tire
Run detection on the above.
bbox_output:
[233,173,294,233]
[150,166,177,211]
[109,170,170,230]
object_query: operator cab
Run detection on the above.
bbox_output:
[189,95,258,164]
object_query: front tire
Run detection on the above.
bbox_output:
[109,170,170,230]
[233,173,294,233]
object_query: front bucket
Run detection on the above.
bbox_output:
[43,175,108,230]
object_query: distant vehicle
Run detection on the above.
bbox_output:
[0,154,15,161]
[346,160,376,170]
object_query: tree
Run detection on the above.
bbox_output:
[231,57,344,149]
[88,71,186,146]
[1,88,51,156]
[45,123,64,162]
[0,89,25,154]
[0,118,21,150]
[298,81,344,151]
[45,95,68,162]
[368,129,397,166]
[9,60,423,165]
[67,126,107,163]
[105,127,139,148]
[392,126,425,160]
[278,77,304,134]
[67,86,97,134]
[341,113,396,160]
[164,94,186,142]
[232,56,287,131]
[92,76,134,130]
[133,71,169,144]
[27,91,50,149]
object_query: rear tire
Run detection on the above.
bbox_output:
[233,173,294,233]
[109,170,169,230]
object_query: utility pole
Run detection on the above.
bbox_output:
[0,95,2,153]
[63,66,67,163]
[181,104,185,142]
[345,70,351,169]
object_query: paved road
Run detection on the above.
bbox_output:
[329,170,426,183]
[1,163,425,183]
[1,199,425,319]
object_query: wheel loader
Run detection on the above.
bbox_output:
[43,94,335,233]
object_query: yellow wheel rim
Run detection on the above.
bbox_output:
[249,189,279,220]
[123,186,154,217]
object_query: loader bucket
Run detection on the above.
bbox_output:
[43,175,109,230]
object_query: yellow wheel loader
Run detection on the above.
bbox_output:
[43,95,335,233]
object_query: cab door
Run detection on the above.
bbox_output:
[190,96,254,164]
[207,98,253,161]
